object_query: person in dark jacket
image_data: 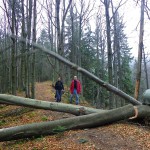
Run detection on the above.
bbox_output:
[55,77,64,102]
[70,76,81,105]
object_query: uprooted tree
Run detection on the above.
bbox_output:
[0,41,150,141]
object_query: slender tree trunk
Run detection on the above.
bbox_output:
[56,0,61,54]
[112,6,117,108]
[134,0,145,100]
[21,0,26,91]
[56,0,72,79]
[4,12,7,93]
[78,14,83,93]
[55,0,62,78]
[70,3,77,76]
[25,0,33,97]
[104,0,113,109]
[95,25,101,108]
[143,48,149,89]
[31,0,37,99]
[95,14,104,108]
[11,0,16,95]
[111,3,122,107]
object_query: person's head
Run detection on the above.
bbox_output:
[74,76,77,80]
[58,77,61,81]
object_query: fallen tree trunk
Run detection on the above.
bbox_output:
[33,42,141,105]
[142,89,150,105]
[14,36,141,105]
[0,104,149,142]
[0,94,106,116]
[136,105,150,118]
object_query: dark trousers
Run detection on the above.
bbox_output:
[56,90,62,102]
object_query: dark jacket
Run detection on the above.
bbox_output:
[55,81,64,91]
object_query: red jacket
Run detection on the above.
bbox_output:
[70,80,81,94]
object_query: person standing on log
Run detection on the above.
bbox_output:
[55,77,64,102]
[70,76,81,105]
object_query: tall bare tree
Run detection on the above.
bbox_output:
[55,0,72,78]
[3,0,18,95]
[20,0,26,91]
[31,0,37,99]
[143,48,149,89]
[95,8,106,108]
[134,0,145,100]
[102,0,113,108]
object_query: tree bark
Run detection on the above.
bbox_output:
[0,94,106,116]
[104,0,113,109]
[142,89,150,105]
[0,104,149,141]
[143,48,149,89]
[31,0,37,99]
[20,0,26,91]
[11,0,17,95]
[134,0,145,100]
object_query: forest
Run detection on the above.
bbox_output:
[0,0,150,149]
[0,0,150,106]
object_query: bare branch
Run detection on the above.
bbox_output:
[145,2,150,20]
[110,0,128,22]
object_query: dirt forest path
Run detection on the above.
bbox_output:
[0,81,150,150]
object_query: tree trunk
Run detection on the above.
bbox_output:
[11,0,17,95]
[95,15,102,108]
[104,0,113,109]
[143,48,149,89]
[31,0,37,99]
[134,0,145,100]
[25,0,33,98]
[0,94,106,116]
[0,104,149,141]
[142,89,150,105]
[20,0,26,91]
[55,0,72,79]
[56,0,61,54]
[70,3,77,76]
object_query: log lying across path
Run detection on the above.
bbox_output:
[0,94,107,116]
[0,94,150,141]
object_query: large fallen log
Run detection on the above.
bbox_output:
[0,104,149,142]
[0,94,107,116]
[142,89,150,105]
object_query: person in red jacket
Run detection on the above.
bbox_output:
[70,76,81,105]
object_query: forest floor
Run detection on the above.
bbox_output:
[0,81,150,150]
